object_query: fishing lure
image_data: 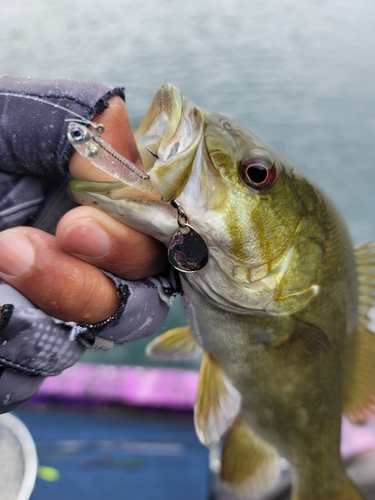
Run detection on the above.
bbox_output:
[67,121,151,192]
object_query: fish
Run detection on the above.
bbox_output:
[68,84,375,500]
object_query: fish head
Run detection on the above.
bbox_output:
[69,85,324,315]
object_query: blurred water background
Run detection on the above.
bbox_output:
[1,0,374,243]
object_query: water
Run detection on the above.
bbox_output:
[1,0,374,242]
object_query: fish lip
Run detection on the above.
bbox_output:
[135,84,204,201]
[135,84,184,174]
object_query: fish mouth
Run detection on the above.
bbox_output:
[135,84,204,201]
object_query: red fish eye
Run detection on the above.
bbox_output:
[240,157,276,190]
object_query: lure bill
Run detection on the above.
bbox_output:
[67,122,152,193]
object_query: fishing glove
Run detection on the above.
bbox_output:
[0,75,175,412]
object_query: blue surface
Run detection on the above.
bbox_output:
[18,409,210,500]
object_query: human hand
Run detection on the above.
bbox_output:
[0,96,169,324]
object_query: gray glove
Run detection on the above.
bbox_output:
[0,75,176,412]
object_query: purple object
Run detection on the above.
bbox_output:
[33,363,198,410]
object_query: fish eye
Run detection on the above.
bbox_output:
[239,157,277,190]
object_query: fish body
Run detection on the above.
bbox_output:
[69,85,375,499]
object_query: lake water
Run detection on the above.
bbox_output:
[0,0,374,243]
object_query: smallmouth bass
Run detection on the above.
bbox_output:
[68,85,375,500]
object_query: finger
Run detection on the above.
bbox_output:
[69,95,143,181]
[0,228,120,323]
[56,206,169,280]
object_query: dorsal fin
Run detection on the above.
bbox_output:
[146,325,202,360]
[221,415,280,499]
[194,352,241,447]
[343,242,375,419]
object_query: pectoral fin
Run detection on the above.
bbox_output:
[344,242,375,419]
[269,318,331,364]
[146,325,202,360]
[221,416,280,499]
[195,352,241,447]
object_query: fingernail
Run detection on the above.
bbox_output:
[0,231,36,277]
[63,219,112,258]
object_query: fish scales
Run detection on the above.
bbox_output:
[68,85,375,500]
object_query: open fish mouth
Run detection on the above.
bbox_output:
[135,84,184,171]
[134,84,204,201]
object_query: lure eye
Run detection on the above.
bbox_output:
[67,123,90,144]
[239,157,276,190]
[70,126,85,141]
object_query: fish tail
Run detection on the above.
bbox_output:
[220,415,280,499]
